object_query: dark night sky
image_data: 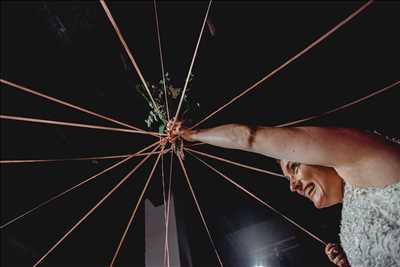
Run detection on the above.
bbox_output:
[1,1,399,267]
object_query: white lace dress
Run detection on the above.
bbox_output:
[340,181,400,267]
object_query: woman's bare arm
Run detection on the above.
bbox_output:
[183,124,400,186]
[186,125,370,166]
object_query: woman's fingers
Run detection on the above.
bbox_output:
[326,243,337,253]
[325,243,339,260]
[325,243,350,267]
[325,243,333,254]
[333,253,344,264]
[336,257,350,267]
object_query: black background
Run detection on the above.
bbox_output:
[1,1,399,267]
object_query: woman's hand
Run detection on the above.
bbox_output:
[180,127,196,142]
[166,121,196,142]
[325,243,350,267]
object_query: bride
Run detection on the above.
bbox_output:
[173,124,400,267]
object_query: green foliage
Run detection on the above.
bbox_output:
[136,73,200,133]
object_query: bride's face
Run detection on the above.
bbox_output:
[280,160,344,208]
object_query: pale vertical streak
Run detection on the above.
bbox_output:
[160,150,170,267]
[161,152,167,218]
[109,146,165,267]
[191,0,374,129]
[0,79,149,134]
[0,115,160,136]
[189,152,327,246]
[153,0,170,120]
[164,150,174,267]
[173,1,212,122]
[0,141,159,229]
[276,79,400,127]
[99,0,159,112]
[185,147,288,179]
[32,144,161,267]
[177,154,224,267]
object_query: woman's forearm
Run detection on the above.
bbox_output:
[189,124,254,151]
[185,125,372,167]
